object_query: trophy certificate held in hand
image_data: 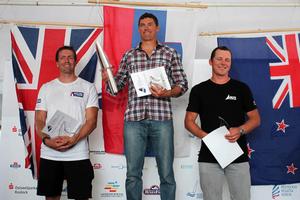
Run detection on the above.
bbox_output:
[130,67,171,97]
[96,41,118,95]
[42,110,81,138]
[202,126,244,168]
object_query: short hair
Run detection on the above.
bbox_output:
[138,12,159,26]
[210,46,232,61]
[55,46,77,62]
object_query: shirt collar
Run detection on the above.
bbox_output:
[135,41,163,50]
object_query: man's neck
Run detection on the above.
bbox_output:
[58,74,77,83]
[210,75,230,84]
[141,40,157,56]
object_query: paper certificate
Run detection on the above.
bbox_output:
[42,110,81,137]
[202,126,244,168]
[130,67,171,97]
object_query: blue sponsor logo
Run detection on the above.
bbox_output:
[70,92,84,97]
[186,180,203,199]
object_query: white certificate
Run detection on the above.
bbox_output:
[130,67,171,97]
[202,126,244,168]
[42,110,81,137]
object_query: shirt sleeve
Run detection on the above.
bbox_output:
[186,85,200,113]
[87,84,99,109]
[35,84,47,111]
[241,83,257,112]
[169,50,188,95]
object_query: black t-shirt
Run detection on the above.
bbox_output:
[186,79,257,163]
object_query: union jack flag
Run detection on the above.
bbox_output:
[266,34,300,109]
[11,25,102,178]
[218,34,300,185]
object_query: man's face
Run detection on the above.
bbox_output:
[56,49,76,74]
[138,17,159,42]
[209,49,232,77]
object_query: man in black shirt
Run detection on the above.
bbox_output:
[185,46,260,200]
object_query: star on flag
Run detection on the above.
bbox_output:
[276,119,289,133]
[286,163,298,175]
[247,143,255,158]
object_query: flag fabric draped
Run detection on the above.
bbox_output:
[218,34,300,185]
[11,25,102,178]
[102,6,198,156]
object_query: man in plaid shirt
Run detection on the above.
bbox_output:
[103,12,188,200]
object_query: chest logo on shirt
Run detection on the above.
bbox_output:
[225,94,237,101]
[70,92,84,98]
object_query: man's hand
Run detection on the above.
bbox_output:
[101,69,109,82]
[44,136,68,150]
[55,134,80,151]
[149,84,169,98]
[224,127,241,143]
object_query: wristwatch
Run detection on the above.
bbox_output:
[239,128,246,136]
[42,135,50,145]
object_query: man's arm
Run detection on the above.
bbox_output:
[35,110,67,150]
[240,108,261,134]
[35,110,48,140]
[225,109,261,142]
[57,107,98,150]
[184,111,208,139]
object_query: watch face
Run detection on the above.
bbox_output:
[240,128,245,135]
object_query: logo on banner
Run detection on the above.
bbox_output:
[9,183,14,190]
[143,185,160,195]
[11,125,22,136]
[8,183,37,194]
[180,164,193,170]
[111,164,126,170]
[272,184,298,198]
[100,181,124,198]
[186,180,203,199]
[9,162,21,169]
[93,163,103,170]
[272,185,280,199]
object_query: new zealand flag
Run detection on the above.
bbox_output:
[218,34,300,185]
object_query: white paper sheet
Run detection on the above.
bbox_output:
[202,126,244,168]
[130,67,171,97]
[42,110,81,137]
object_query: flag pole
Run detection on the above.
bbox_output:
[0,20,102,28]
[199,28,300,36]
[89,0,300,8]
[88,0,208,8]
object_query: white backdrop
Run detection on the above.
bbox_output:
[1,1,300,199]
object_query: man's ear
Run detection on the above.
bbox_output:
[156,25,160,33]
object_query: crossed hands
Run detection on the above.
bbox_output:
[45,135,79,152]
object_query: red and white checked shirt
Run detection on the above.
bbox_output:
[114,42,188,121]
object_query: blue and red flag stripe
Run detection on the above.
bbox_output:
[11,26,101,178]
